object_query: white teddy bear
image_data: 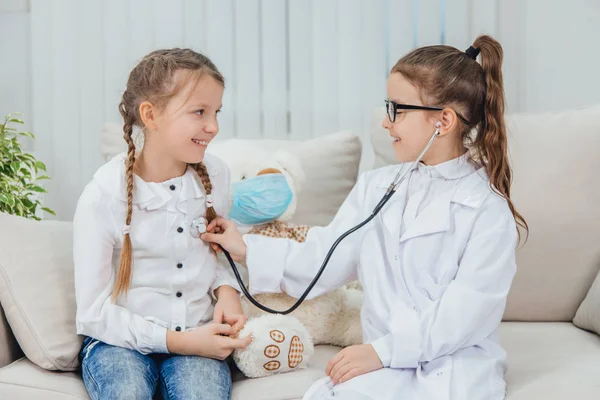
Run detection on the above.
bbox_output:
[207,140,363,378]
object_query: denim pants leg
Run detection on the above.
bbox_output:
[79,337,159,400]
[155,353,231,400]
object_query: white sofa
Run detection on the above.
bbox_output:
[1,106,600,399]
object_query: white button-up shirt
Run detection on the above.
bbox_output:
[73,152,238,354]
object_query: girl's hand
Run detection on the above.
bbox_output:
[201,217,247,263]
[325,344,384,385]
[167,323,252,360]
[213,285,247,336]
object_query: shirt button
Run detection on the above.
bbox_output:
[177,263,183,269]
[176,291,182,298]
[177,227,183,233]
[395,255,399,260]
[175,326,182,332]
[169,184,176,191]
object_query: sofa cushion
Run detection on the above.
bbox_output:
[501,322,600,399]
[0,214,82,371]
[574,269,600,336]
[102,125,362,228]
[370,105,600,321]
[2,325,598,399]
[0,345,341,400]
[0,358,87,399]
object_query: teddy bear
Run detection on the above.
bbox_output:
[207,140,363,378]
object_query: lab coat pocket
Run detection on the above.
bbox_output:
[417,271,448,302]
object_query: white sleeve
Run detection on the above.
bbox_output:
[244,172,370,300]
[73,183,168,354]
[371,198,517,368]
[210,257,242,299]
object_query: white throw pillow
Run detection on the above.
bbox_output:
[0,213,81,371]
[370,105,600,322]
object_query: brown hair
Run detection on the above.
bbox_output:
[392,35,528,243]
[113,48,224,300]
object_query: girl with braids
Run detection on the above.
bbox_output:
[73,49,250,400]
[202,35,527,400]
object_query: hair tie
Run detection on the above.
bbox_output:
[206,194,214,208]
[465,46,480,60]
[122,225,131,235]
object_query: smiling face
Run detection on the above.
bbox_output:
[381,72,444,163]
[146,71,224,165]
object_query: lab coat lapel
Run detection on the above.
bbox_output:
[398,168,491,243]
[378,179,408,240]
[399,192,452,243]
[375,173,409,275]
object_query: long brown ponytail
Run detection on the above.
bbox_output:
[393,35,528,243]
[471,36,528,242]
[112,49,225,301]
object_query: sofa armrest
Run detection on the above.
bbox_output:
[0,304,22,368]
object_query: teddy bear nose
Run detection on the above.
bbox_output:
[257,168,282,176]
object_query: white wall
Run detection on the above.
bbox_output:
[0,1,31,148]
[1,0,600,220]
[520,0,600,113]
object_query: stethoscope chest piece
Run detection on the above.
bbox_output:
[190,216,208,238]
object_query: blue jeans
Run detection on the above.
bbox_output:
[79,337,231,400]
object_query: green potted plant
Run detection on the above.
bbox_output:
[0,113,55,219]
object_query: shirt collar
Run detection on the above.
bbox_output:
[93,152,210,211]
[415,150,476,180]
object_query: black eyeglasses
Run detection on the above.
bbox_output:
[385,99,471,126]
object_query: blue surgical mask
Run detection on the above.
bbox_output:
[228,174,293,225]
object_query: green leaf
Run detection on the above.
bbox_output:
[10,161,20,174]
[19,159,35,171]
[0,193,8,205]
[8,118,24,125]
[35,161,47,171]
[29,185,46,193]
[22,198,34,208]
[5,194,15,208]
[18,131,34,139]
[36,175,50,180]
[41,207,56,216]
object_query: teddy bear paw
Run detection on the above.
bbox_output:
[262,330,305,372]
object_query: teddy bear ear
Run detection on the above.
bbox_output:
[273,150,306,188]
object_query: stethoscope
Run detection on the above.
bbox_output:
[192,126,441,315]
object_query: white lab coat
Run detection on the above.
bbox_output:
[243,159,517,400]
